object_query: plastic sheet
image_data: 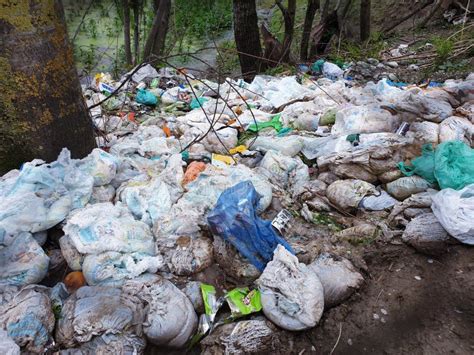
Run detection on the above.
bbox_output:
[208,181,293,272]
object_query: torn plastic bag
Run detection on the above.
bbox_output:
[386,176,433,200]
[0,285,55,353]
[0,329,19,355]
[0,233,49,287]
[0,149,93,238]
[207,181,293,272]
[301,135,351,160]
[402,213,450,255]
[326,179,377,211]
[256,245,324,331]
[55,286,145,349]
[431,184,474,245]
[308,253,364,308]
[123,275,197,348]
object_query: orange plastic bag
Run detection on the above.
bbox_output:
[182,161,207,185]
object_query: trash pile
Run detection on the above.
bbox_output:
[1,62,473,353]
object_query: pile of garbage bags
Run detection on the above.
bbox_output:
[1,64,473,353]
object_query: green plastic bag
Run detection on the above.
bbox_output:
[311,59,325,73]
[136,88,158,106]
[399,141,474,190]
[398,144,436,184]
[247,114,282,133]
[435,141,474,190]
[190,97,209,109]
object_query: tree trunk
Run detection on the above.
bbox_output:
[275,0,296,62]
[0,0,95,174]
[123,0,132,66]
[360,0,371,41]
[143,0,171,61]
[233,0,263,82]
[300,0,320,61]
[132,0,141,65]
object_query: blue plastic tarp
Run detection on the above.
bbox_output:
[207,181,293,271]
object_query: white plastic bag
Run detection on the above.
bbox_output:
[326,179,377,211]
[123,275,197,348]
[431,184,474,245]
[0,233,49,287]
[309,253,364,308]
[256,245,324,331]
[0,286,55,353]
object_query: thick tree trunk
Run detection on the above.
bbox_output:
[300,0,320,61]
[143,0,171,61]
[233,0,263,82]
[360,0,371,41]
[123,0,132,66]
[0,0,95,174]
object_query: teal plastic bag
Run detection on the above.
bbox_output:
[311,59,325,73]
[136,88,158,106]
[190,97,209,109]
[398,141,474,190]
[398,144,436,184]
[435,141,474,190]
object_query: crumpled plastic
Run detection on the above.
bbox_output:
[256,245,324,331]
[61,202,163,285]
[0,285,55,353]
[208,181,293,272]
[0,233,49,287]
[431,184,474,245]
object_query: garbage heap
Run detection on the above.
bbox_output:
[1,63,473,354]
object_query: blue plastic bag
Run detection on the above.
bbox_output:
[136,88,158,106]
[207,181,293,271]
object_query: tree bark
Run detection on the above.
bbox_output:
[132,0,141,65]
[0,0,95,174]
[360,0,371,41]
[123,0,132,66]
[276,0,296,63]
[233,0,263,82]
[143,0,171,61]
[300,0,320,61]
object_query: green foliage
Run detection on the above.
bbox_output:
[329,31,387,62]
[264,64,297,76]
[432,36,454,66]
[87,18,98,39]
[52,303,62,320]
[174,0,233,41]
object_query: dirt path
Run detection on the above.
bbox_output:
[307,244,474,354]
